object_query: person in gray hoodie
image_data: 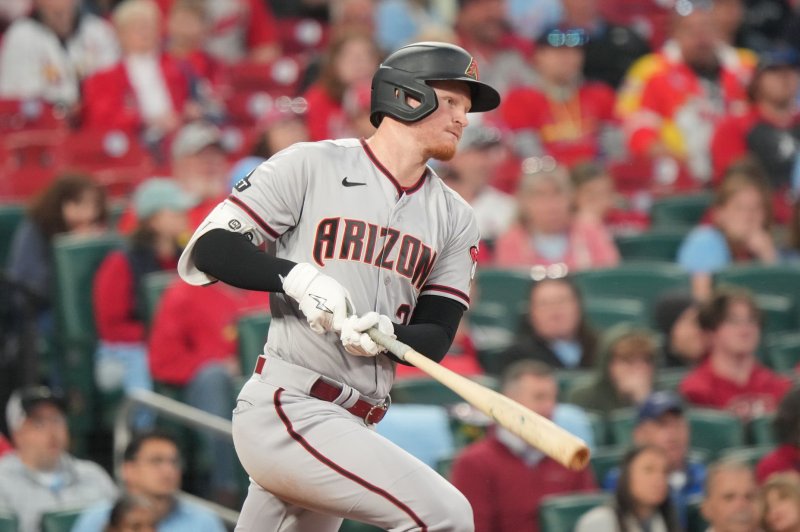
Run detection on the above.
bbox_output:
[0,386,116,532]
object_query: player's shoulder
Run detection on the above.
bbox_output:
[267,137,362,162]
[427,169,476,216]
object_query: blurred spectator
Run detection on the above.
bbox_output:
[756,388,800,483]
[603,392,707,527]
[713,0,747,47]
[740,0,791,53]
[568,323,658,416]
[454,0,536,96]
[451,360,597,532]
[494,164,620,271]
[501,27,620,167]
[507,0,562,41]
[677,164,776,300]
[155,0,280,64]
[374,0,449,52]
[72,431,225,532]
[0,387,116,532]
[103,494,156,532]
[6,174,108,343]
[342,80,376,139]
[701,458,760,532]
[0,0,31,26]
[328,0,376,35]
[759,472,800,532]
[303,29,381,141]
[249,103,311,160]
[559,0,651,88]
[680,287,792,420]
[148,279,267,505]
[165,0,226,121]
[576,445,680,532]
[570,162,650,234]
[497,277,598,372]
[0,0,119,109]
[711,48,800,223]
[616,0,754,186]
[653,292,707,367]
[82,0,192,139]
[92,180,192,412]
[116,121,230,233]
[440,124,516,245]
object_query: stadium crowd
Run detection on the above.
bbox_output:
[2,0,800,530]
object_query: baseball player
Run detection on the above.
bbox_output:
[177,42,500,531]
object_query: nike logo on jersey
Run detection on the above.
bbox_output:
[309,294,333,314]
[341,177,366,187]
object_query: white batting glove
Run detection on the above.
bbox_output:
[281,263,353,334]
[340,312,395,357]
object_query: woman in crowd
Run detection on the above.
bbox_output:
[576,445,679,532]
[760,473,800,532]
[568,323,658,416]
[93,179,191,409]
[497,277,598,374]
[677,162,777,300]
[494,164,620,272]
[652,291,707,367]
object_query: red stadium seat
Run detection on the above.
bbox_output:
[0,130,65,199]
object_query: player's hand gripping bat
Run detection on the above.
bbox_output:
[368,328,591,471]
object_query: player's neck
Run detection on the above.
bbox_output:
[365,128,428,188]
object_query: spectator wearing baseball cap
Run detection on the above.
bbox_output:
[603,391,707,527]
[93,179,193,425]
[499,26,621,167]
[0,386,116,532]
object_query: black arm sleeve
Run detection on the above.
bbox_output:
[392,295,465,365]
[192,229,296,292]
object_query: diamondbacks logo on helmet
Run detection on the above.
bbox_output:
[465,58,479,80]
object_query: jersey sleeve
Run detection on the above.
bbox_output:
[177,145,309,285]
[419,203,480,309]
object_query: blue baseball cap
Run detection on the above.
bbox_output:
[636,391,684,424]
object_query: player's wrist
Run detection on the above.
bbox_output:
[281,262,319,300]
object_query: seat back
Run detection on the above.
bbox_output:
[615,229,686,262]
[391,376,498,406]
[688,409,745,460]
[749,413,776,446]
[0,510,17,532]
[40,508,83,532]
[539,492,611,532]
[650,192,713,229]
[237,311,272,374]
[338,520,384,532]
[589,446,626,485]
[474,268,532,322]
[0,203,25,265]
[766,332,800,373]
[142,271,178,327]
[715,265,800,326]
[583,297,647,330]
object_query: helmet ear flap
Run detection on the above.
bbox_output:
[369,67,438,127]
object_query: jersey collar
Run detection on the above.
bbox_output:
[360,138,428,196]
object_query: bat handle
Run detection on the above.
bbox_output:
[367,328,411,361]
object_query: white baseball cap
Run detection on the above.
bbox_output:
[6,386,67,433]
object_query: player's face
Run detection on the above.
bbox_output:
[702,470,758,532]
[411,81,471,162]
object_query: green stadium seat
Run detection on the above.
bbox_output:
[40,508,83,532]
[650,192,713,229]
[583,296,647,330]
[0,510,17,532]
[615,229,687,262]
[539,492,611,532]
[572,262,691,316]
[720,445,773,467]
[237,311,271,375]
[339,520,384,532]
[688,409,745,460]
[52,232,123,446]
[754,294,795,336]
[0,203,25,266]
[589,445,626,484]
[715,265,800,326]
[142,271,178,327]
[766,332,800,374]
[556,370,594,404]
[655,368,689,393]
[749,413,776,446]
[609,407,637,446]
[474,268,532,321]
[686,495,708,532]
[585,411,608,447]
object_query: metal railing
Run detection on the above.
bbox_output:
[113,389,241,526]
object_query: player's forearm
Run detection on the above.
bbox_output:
[193,229,295,292]
[392,295,465,364]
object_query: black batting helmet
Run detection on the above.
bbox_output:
[370,42,501,127]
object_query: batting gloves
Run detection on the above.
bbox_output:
[340,312,395,357]
[281,263,353,334]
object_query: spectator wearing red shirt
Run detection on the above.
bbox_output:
[81,0,192,138]
[501,27,619,168]
[451,360,597,532]
[680,287,792,420]
[93,179,192,412]
[303,29,380,141]
[711,48,800,223]
[0,434,10,457]
[756,387,800,484]
[156,0,280,64]
[148,276,267,503]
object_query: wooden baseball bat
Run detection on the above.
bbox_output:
[368,328,591,471]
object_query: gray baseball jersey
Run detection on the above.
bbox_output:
[179,137,480,399]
